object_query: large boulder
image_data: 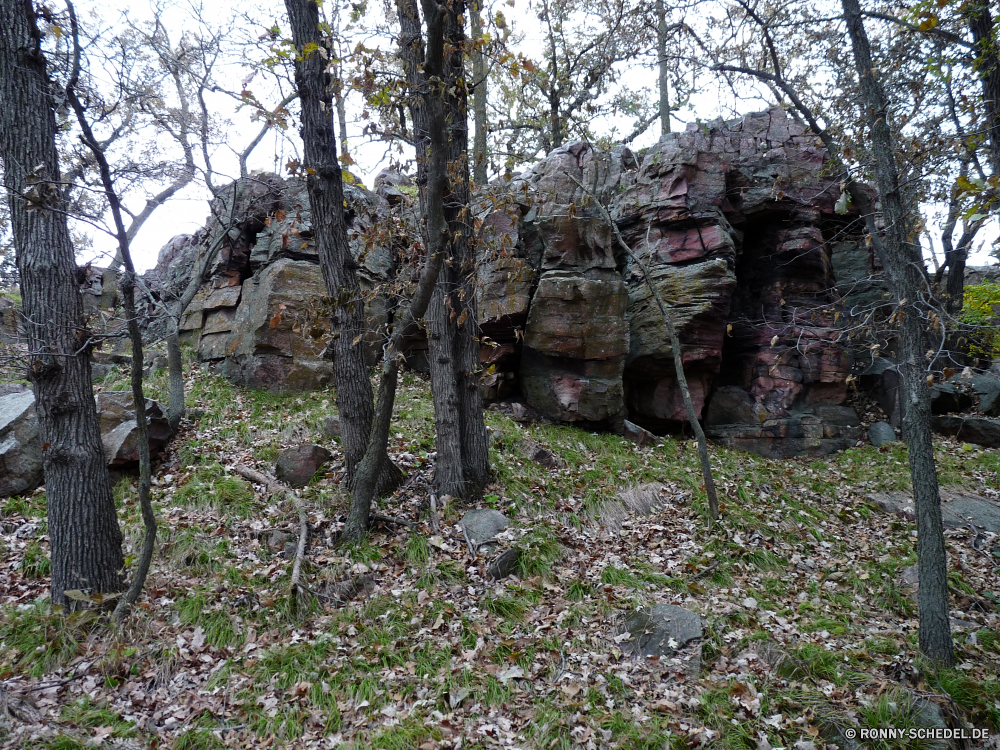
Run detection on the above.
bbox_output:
[220,259,334,391]
[0,389,43,497]
[0,390,175,497]
[275,443,332,488]
[95,392,175,469]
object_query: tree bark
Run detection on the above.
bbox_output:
[398,0,490,503]
[841,0,954,666]
[656,0,671,135]
[967,0,1000,178]
[0,0,123,607]
[65,1,156,619]
[470,0,489,184]
[284,0,400,493]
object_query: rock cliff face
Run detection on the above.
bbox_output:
[143,174,407,392]
[149,108,873,458]
[477,107,868,457]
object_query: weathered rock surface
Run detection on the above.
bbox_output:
[868,421,897,447]
[0,390,42,498]
[95,392,175,469]
[143,175,405,391]
[931,415,1000,448]
[618,603,703,668]
[275,443,332,488]
[135,107,873,457]
[0,390,175,497]
[461,509,510,550]
[868,490,1000,534]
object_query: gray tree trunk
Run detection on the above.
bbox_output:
[656,0,671,135]
[398,0,490,502]
[284,0,400,496]
[842,0,954,666]
[967,1,1000,177]
[0,0,123,607]
[469,0,489,184]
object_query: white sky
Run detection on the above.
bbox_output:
[78,0,997,274]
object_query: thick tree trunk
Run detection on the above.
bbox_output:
[967,1,1000,177]
[284,0,399,493]
[656,0,671,135]
[398,0,490,502]
[0,0,123,607]
[469,0,489,184]
[841,0,954,666]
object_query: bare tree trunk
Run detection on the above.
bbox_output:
[345,0,455,539]
[967,0,1000,177]
[334,69,350,165]
[65,3,155,618]
[0,0,123,607]
[166,320,185,429]
[469,0,489,184]
[656,0,671,135]
[398,0,490,503]
[842,0,954,666]
[284,0,400,493]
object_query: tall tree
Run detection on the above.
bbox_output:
[0,0,123,607]
[398,0,491,502]
[469,0,489,184]
[840,0,954,666]
[284,0,401,499]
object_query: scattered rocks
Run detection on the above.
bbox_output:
[487,548,521,580]
[461,509,511,552]
[96,392,175,469]
[867,421,897,447]
[868,490,1000,534]
[274,443,332,488]
[0,390,43,498]
[931,415,1000,448]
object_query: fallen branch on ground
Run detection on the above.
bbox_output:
[233,464,309,612]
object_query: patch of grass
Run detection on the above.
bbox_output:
[61,697,135,737]
[176,594,245,649]
[856,689,944,750]
[37,737,88,750]
[567,580,593,600]
[482,593,526,621]
[19,538,50,578]
[405,534,429,566]
[932,669,1000,728]
[0,603,99,677]
[515,525,563,578]
[173,728,226,750]
[365,717,441,750]
[2,491,46,518]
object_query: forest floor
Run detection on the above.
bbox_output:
[1,359,999,750]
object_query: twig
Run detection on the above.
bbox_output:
[429,493,440,533]
[463,523,478,560]
[371,513,416,529]
[689,561,721,581]
[233,464,309,612]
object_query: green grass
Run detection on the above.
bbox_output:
[176,594,246,649]
[0,603,100,677]
[173,728,226,750]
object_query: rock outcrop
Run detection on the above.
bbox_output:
[0,389,174,498]
[147,108,873,458]
[477,106,866,455]
[143,174,407,392]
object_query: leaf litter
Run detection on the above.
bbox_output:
[1,366,998,749]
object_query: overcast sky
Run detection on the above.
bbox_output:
[77,0,997,274]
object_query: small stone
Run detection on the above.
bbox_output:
[623,420,658,447]
[275,443,333,488]
[868,421,897,447]
[461,509,511,550]
[487,548,521,580]
[523,441,564,470]
[321,415,341,438]
[619,604,703,660]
